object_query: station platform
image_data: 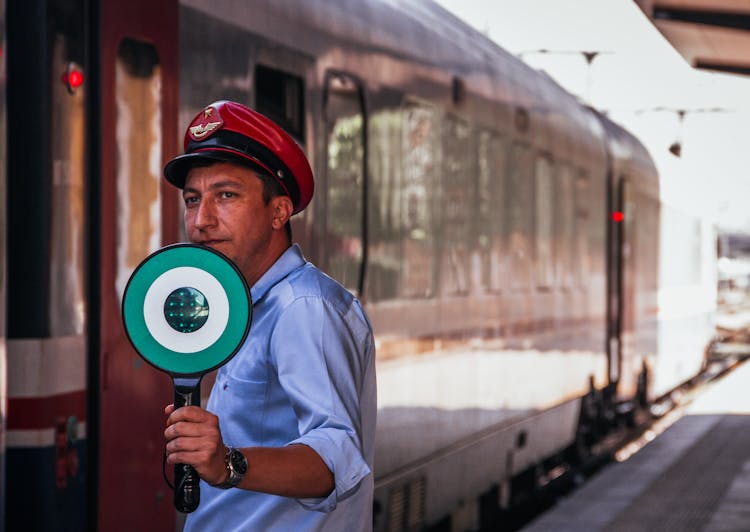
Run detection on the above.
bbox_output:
[522,360,750,531]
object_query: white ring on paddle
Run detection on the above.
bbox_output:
[143,266,230,353]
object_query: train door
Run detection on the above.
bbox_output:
[607,173,626,390]
[323,71,368,296]
[619,179,642,400]
[6,1,89,529]
[96,1,179,530]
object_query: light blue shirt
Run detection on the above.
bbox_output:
[184,244,377,532]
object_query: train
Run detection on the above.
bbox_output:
[2,0,717,530]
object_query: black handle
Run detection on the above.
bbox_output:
[173,381,202,513]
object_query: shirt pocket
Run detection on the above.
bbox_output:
[214,371,268,445]
[219,370,267,404]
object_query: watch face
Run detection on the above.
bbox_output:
[229,449,248,475]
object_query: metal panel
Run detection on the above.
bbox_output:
[97,1,179,529]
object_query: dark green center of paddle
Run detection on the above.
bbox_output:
[164,287,209,333]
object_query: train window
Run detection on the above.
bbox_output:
[557,164,575,289]
[324,72,366,294]
[400,104,438,298]
[49,29,87,335]
[630,191,659,292]
[574,171,591,288]
[255,64,304,141]
[506,142,534,291]
[440,116,471,295]
[8,0,88,338]
[366,108,403,302]
[477,131,507,293]
[535,155,555,289]
[114,39,162,302]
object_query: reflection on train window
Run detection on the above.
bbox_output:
[535,155,554,288]
[50,9,87,336]
[367,108,403,302]
[477,131,506,293]
[574,170,590,288]
[440,115,471,295]
[255,64,304,141]
[644,195,662,291]
[621,181,637,327]
[557,164,575,289]
[115,39,162,303]
[324,73,365,294]
[507,142,533,291]
[401,104,438,298]
[630,189,660,293]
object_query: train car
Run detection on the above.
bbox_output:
[2,0,715,531]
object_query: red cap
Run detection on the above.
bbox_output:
[164,101,314,215]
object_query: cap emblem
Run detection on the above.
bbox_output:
[188,106,224,142]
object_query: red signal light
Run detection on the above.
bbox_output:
[612,211,624,223]
[67,69,84,88]
[61,63,84,93]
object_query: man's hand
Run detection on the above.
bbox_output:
[164,404,227,486]
[164,405,335,497]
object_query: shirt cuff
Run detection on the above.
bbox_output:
[288,430,371,512]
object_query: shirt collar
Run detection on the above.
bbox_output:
[250,244,306,303]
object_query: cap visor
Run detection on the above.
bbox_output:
[163,150,272,188]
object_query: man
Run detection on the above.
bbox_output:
[162,100,376,531]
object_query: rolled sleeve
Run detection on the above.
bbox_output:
[289,430,371,511]
[271,295,373,512]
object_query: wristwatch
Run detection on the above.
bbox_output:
[215,446,248,489]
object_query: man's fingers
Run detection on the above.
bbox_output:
[162,404,225,485]
[165,434,217,454]
[165,449,211,466]
[165,442,226,485]
[164,420,221,441]
[167,405,218,425]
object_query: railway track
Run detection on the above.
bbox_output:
[487,333,750,532]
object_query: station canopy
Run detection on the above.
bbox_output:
[636,0,750,76]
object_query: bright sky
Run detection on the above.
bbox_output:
[435,0,750,232]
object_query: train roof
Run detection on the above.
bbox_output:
[183,0,655,182]
[595,110,659,199]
